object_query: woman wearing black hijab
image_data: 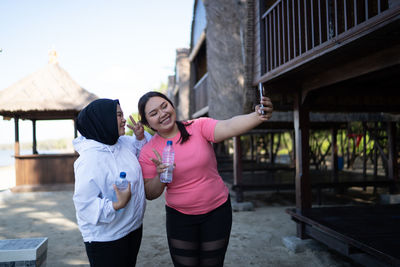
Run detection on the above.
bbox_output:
[73,99,151,267]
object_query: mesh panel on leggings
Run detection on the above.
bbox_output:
[169,237,229,267]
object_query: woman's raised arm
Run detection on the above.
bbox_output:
[214,96,273,143]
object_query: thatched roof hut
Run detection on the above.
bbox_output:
[0,60,97,120]
[0,51,98,191]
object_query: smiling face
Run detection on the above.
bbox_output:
[116,104,126,136]
[144,96,177,137]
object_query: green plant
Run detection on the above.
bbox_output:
[125,113,155,136]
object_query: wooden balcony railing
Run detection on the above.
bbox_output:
[260,0,391,75]
[193,73,208,113]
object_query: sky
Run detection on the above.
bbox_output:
[0,0,194,145]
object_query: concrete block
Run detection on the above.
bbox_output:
[0,238,48,267]
[282,236,325,253]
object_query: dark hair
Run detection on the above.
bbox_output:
[138,91,192,144]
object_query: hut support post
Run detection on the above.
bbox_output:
[74,118,78,138]
[32,119,38,154]
[233,136,243,202]
[387,122,398,193]
[14,116,20,156]
[293,91,311,239]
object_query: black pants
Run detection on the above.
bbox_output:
[166,197,232,267]
[84,225,143,267]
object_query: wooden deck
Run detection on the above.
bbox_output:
[286,204,400,267]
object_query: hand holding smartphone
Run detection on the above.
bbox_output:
[258,83,265,115]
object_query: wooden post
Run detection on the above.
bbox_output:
[250,134,254,161]
[291,130,296,167]
[270,133,274,164]
[32,119,38,154]
[362,122,367,184]
[346,123,350,169]
[74,117,78,138]
[340,129,344,157]
[14,116,20,156]
[233,136,243,202]
[293,91,311,238]
[373,122,378,178]
[387,122,398,193]
[332,127,338,183]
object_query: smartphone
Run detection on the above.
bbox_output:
[258,83,265,115]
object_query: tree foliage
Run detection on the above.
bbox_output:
[125,113,154,136]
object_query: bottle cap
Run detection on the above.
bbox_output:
[120,172,126,178]
[167,140,173,145]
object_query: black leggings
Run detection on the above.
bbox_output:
[166,197,232,267]
[84,225,143,267]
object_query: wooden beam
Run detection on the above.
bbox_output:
[293,90,312,238]
[303,44,400,94]
[233,136,244,202]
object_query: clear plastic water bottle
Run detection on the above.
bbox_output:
[113,171,129,212]
[160,141,174,183]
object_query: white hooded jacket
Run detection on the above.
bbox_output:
[72,132,151,242]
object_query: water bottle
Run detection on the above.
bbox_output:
[113,171,129,212]
[160,141,174,183]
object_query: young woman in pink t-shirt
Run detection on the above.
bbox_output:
[137,91,273,267]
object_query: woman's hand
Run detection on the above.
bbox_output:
[143,149,169,200]
[150,149,175,176]
[151,149,167,175]
[214,96,274,142]
[127,115,145,140]
[255,96,273,121]
[112,183,131,211]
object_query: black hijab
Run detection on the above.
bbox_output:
[77,98,120,145]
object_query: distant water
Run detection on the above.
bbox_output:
[0,149,71,167]
[0,150,21,167]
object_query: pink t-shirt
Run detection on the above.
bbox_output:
[139,117,229,215]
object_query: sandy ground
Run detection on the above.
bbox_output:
[0,165,355,267]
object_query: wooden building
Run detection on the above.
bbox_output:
[0,51,98,191]
[168,0,400,265]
